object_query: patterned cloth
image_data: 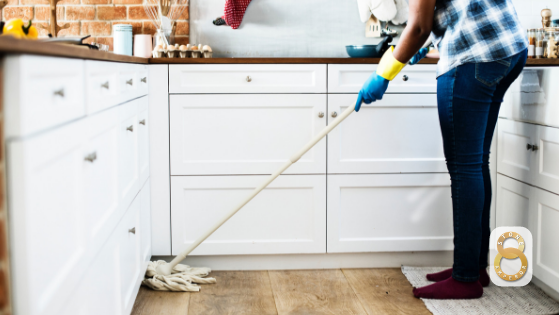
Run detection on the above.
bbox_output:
[431,0,528,77]
[222,0,252,29]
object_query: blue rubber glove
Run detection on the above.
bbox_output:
[408,47,429,65]
[355,74,389,112]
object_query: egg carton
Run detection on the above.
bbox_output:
[152,44,213,58]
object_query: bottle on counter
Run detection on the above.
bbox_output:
[528,29,536,59]
[536,29,544,59]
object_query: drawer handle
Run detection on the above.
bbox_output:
[527,143,539,151]
[126,79,133,86]
[331,111,338,118]
[84,152,97,163]
[402,75,409,81]
[126,125,134,132]
[101,81,109,89]
[141,77,147,83]
[128,227,136,234]
[54,89,65,97]
[318,112,324,118]
[139,119,146,125]
[246,76,252,83]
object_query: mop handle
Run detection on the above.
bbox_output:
[168,105,356,269]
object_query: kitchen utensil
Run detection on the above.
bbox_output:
[346,35,392,58]
[134,34,153,58]
[145,104,358,291]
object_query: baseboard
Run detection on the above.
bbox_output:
[531,276,559,301]
[151,251,454,271]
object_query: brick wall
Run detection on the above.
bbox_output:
[2,1,189,51]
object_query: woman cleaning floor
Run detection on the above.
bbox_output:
[356,0,528,299]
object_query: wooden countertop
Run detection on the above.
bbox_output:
[0,37,557,66]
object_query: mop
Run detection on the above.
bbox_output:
[142,104,357,291]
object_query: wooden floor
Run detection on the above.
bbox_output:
[131,268,431,315]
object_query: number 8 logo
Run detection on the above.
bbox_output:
[494,231,528,281]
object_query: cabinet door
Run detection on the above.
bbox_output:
[170,94,327,175]
[119,100,140,209]
[496,174,532,228]
[8,121,88,315]
[171,175,326,255]
[497,119,537,185]
[531,186,559,292]
[137,96,150,185]
[118,196,142,314]
[327,94,446,174]
[118,63,139,104]
[327,174,453,253]
[140,181,152,264]
[533,125,559,194]
[84,107,121,255]
[85,60,120,114]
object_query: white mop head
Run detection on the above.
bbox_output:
[142,260,217,292]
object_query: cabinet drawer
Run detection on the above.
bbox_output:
[171,175,326,255]
[327,94,446,174]
[85,60,120,114]
[137,97,150,184]
[4,55,85,138]
[118,100,139,209]
[137,65,149,97]
[118,63,139,103]
[327,174,453,253]
[497,119,558,193]
[328,64,437,93]
[501,67,559,127]
[170,94,327,175]
[169,64,327,93]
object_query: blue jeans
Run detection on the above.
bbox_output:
[437,49,527,282]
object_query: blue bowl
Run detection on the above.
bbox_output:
[345,45,383,58]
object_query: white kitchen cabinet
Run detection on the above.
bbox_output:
[497,119,558,194]
[326,174,453,253]
[327,94,446,174]
[119,99,140,209]
[500,67,559,127]
[137,96,150,184]
[327,64,437,93]
[169,64,327,94]
[85,60,119,114]
[140,180,152,264]
[169,94,327,175]
[118,63,140,103]
[496,174,532,228]
[171,175,326,255]
[8,120,88,315]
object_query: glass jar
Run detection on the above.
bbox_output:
[544,27,559,59]
[536,29,545,58]
[527,29,536,58]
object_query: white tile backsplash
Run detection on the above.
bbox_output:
[513,0,558,29]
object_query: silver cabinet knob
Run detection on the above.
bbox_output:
[54,89,65,97]
[84,152,97,163]
[331,111,338,118]
[526,143,539,151]
[126,79,133,86]
[141,77,147,83]
[128,227,136,234]
[246,76,252,82]
[126,125,134,132]
[318,112,324,118]
[139,119,146,125]
[402,75,409,81]
[101,82,109,89]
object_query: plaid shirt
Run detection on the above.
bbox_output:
[431,0,528,77]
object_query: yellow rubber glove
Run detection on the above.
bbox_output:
[376,46,406,81]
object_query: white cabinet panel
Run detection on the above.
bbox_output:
[327,174,453,253]
[533,125,559,193]
[170,94,327,175]
[84,107,121,255]
[137,96,150,184]
[140,181,152,264]
[118,63,139,104]
[85,60,120,114]
[328,64,437,93]
[137,65,149,97]
[118,196,142,314]
[169,64,327,93]
[327,94,446,174]
[501,67,559,127]
[532,186,559,292]
[4,55,85,138]
[171,175,326,255]
[8,120,88,315]
[496,174,532,228]
[119,100,140,209]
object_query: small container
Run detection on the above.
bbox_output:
[544,27,559,59]
[527,29,536,58]
[113,24,133,56]
[536,29,544,59]
[134,34,153,58]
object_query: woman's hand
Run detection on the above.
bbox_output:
[355,73,389,111]
[409,47,429,65]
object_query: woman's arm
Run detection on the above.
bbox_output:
[392,0,437,63]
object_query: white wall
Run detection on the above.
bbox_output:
[190,0,558,58]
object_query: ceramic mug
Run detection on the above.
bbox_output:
[134,34,153,58]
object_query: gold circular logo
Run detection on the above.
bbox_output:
[494,231,528,281]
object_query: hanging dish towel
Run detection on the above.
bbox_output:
[222,0,252,29]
